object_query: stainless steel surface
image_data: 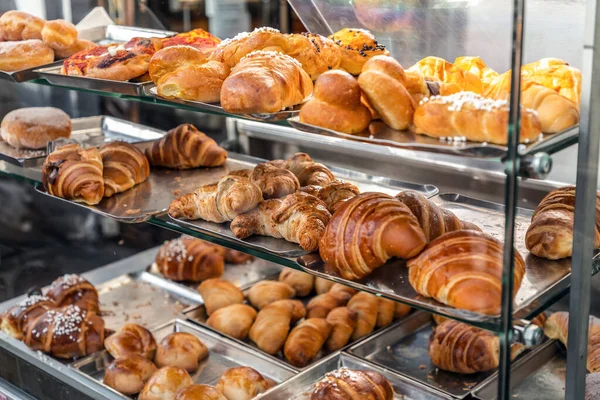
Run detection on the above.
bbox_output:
[96,270,201,331]
[148,86,301,122]
[0,116,164,168]
[566,0,600,397]
[0,61,63,84]
[258,351,452,400]
[289,116,577,159]
[473,340,565,400]
[71,319,296,400]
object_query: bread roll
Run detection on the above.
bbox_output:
[249,300,295,355]
[328,28,390,75]
[154,332,208,372]
[197,278,244,315]
[325,307,358,352]
[0,11,44,41]
[149,45,208,83]
[157,60,230,103]
[0,39,54,72]
[207,303,257,340]
[285,33,342,80]
[279,267,314,297]
[347,292,379,340]
[315,278,334,294]
[104,355,157,395]
[284,318,332,367]
[299,69,371,134]
[1,107,70,149]
[176,385,227,400]
[212,27,288,68]
[139,366,193,400]
[306,292,352,319]
[215,367,273,400]
[42,19,77,50]
[376,297,396,328]
[104,323,157,360]
[247,280,296,310]
[358,55,415,130]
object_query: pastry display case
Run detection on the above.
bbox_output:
[0,1,598,400]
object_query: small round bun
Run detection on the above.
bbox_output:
[215,367,273,399]
[0,40,54,72]
[104,355,157,395]
[42,19,77,50]
[176,384,227,400]
[104,323,157,360]
[154,332,208,372]
[0,11,45,41]
[328,28,389,75]
[1,107,71,149]
[139,366,193,400]
[54,38,96,59]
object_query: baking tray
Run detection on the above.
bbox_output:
[472,340,565,400]
[170,153,438,257]
[148,86,301,122]
[0,115,164,167]
[257,351,452,399]
[96,270,203,331]
[148,256,283,301]
[296,192,598,325]
[70,319,296,400]
[34,25,177,96]
[288,116,580,158]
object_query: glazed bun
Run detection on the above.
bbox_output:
[42,19,77,50]
[176,385,227,400]
[0,11,45,41]
[139,367,193,400]
[0,40,54,72]
[1,107,71,149]
[154,332,209,372]
[104,355,157,395]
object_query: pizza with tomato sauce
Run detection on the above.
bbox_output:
[161,28,221,53]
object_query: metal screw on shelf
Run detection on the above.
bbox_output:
[518,152,553,179]
[512,319,544,346]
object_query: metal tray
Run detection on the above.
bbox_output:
[170,153,438,257]
[472,340,565,400]
[296,192,598,325]
[288,116,580,158]
[148,86,301,122]
[96,271,203,331]
[0,116,164,168]
[257,351,452,400]
[70,319,296,400]
[34,25,176,96]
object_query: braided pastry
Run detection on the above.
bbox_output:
[311,368,394,399]
[429,319,525,374]
[525,186,600,260]
[319,192,427,281]
[395,190,480,242]
[407,230,525,315]
[231,192,331,252]
[45,274,100,313]
[155,236,224,281]
[1,295,56,340]
[42,143,104,205]
[169,175,262,223]
[145,124,227,169]
[24,305,105,359]
[99,141,150,197]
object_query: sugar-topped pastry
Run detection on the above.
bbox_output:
[413,91,542,145]
[1,295,57,339]
[154,236,225,282]
[45,273,100,313]
[311,368,394,399]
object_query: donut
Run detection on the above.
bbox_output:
[0,11,45,41]
[0,107,71,149]
[42,19,77,50]
[0,39,54,72]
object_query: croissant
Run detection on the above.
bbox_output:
[104,323,157,360]
[545,311,600,373]
[376,298,396,328]
[325,307,358,352]
[285,33,342,80]
[395,190,480,243]
[247,280,296,310]
[408,230,526,315]
[24,305,105,359]
[279,267,314,297]
[169,175,263,223]
[315,277,335,294]
[145,124,227,169]
[394,303,412,320]
[251,162,300,199]
[429,319,525,374]
[1,295,56,340]
[249,299,295,355]
[197,278,245,316]
[207,303,257,340]
[306,291,353,319]
[319,192,427,280]
[215,366,273,400]
[211,27,289,68]
[453,56,499,88]
[154,332,209,372]
[521,59,581,107]
[41,143,104,205]
[284,153,335,187]
[139,366,194,400]
[409,56,483,95]
[224,248,254,264]
[347,292,379,340]
[220,50,313,114]
[45,273,100,313]
[525,186,600,259]
[284,318,332,367]
[99,141,150,197]
[155,236,225,281]
[231,192,331,252]
[329,283,358,298]
[413,91,542,145]
[317,180,360,214]
[311,368,394,400]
